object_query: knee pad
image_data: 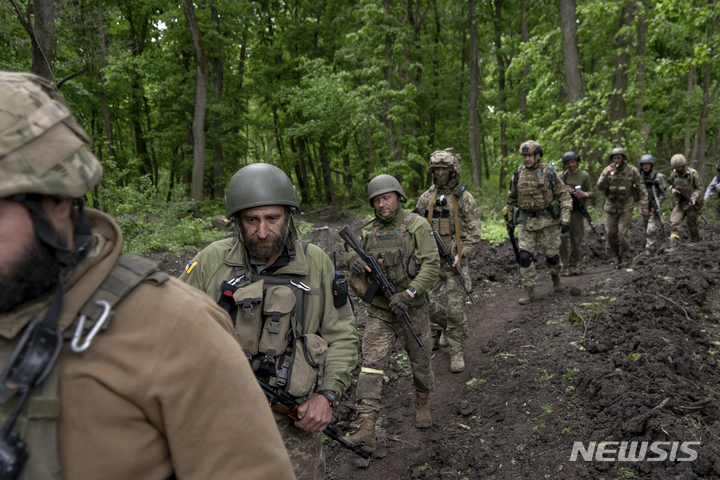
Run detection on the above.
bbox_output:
[519,250,534,268]
[546,254,560,266]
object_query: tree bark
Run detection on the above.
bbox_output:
[184,0,209,201]
[382,0,397,161]
[9,0,55,80]
[685,65,696,159]
[455,6,467,149]
[97,0,117,166]
[211,3,224,199]
[428,0,441,150]
[468,0,482,191]
[559,0,584,104]
[608,0,635,134]
[319,136,337,204]
[493,0,508,193]
[690,10,718,179]
[519,0,530,133]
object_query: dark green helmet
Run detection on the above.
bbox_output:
[225,163,299,218]
[561,151,579,164]
[367,174,405,205]
[639,154,655,165]
[608,147,627,161]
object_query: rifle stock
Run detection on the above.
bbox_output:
[430,230,474,303]
[502,207,521,265]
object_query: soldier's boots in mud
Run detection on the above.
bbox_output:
[438,330,449,348]
[450,355,465,373]
[415,392,432,428]
[689,226,701,243]
[347,413,377,453]
[569,266,580,276]
[552,274,562,292]
[519,286,535,305]
[667,236,678,252]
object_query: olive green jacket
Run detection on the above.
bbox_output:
[180,222,359,396]
[343,206,440,310]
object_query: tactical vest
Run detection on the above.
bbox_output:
[0,254,167,480]
[366,211,421,290]
[671,169,694,191]
[514,163,558,212]
[605,167,638,202]
[217,243,327,401]
[423,190,457,250]
[642,170,658,189]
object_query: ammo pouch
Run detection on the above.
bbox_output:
[348,271,369,300]
[286,335,328,398]
[550,200,560,220]
[381,249,409,289]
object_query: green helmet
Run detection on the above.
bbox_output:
[225,163,300,218]
[639,154,654,165]
[367,174,405,205]
[608,147,627,161]
[670,154,687,168]
[427,148,461,174]
[0,71,103,199]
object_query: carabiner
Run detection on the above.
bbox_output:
[290,280,311,292]
[71,300,111,354]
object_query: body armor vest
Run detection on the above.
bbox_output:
[366,212,420,290]
[515,163,555,212]
[642,170,657,188]
[671,169,693,191]
[606,167,635,202]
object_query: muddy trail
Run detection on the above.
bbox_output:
[155,211,720,479]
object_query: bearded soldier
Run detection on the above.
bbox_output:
[415,148,481,373]
[638,154,667,254]
[0,72,295,479]
[558,151,594,275]
[596,147,649,266]
[182,163,358,480]
[344,175,439,452]
[506,141,572,305]
[667,154,705,250]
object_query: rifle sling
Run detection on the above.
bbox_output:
[452,194,462,262]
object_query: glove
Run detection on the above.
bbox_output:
[389,291,412,316]
[350,258,368,275]
[559,221,570,234]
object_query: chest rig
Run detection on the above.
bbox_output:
[0,254,167,480]
[671,169,694,191]
[642,170,658,188]
[366,212,420,291]
[606,166,638,202]
[216,243,327,400]
[425,189,463,262]
[514,163,557,212]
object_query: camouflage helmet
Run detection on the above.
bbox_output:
[427,148,461,174]
[639,154,655,165]
[608,147,627,161]
[670,154,687,168]
[519,140,543,157]
[367,174,405,204]
[561,151,579,164]
[0,71,103,199]
[225,163,300,218]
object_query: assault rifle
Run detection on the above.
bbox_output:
[649,184,666,238]
[668,179,710,225]
[429,230,474,304]
[258,379,373,460]
[502,206,521,266]
[339,225,425,349]
[561,179,600,237]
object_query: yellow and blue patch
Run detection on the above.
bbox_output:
[185,261,198,274]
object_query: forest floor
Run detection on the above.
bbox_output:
[155,210,720,480]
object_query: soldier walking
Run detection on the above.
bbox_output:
[416,149,482,373]
[558,151,594,275]
[596,147,649,266]
[703,164,720,219]
[668,154,705,250]
[639,154,667,254]
[344,175,440,452]
[506,141,572,305]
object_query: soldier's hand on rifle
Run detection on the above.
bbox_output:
[672,187,680,195]
[453,254,460,268]
[294,393,334,433]
[565,185,575,195]
[559,222,570,234]
[575,191,588,199]
[350,258,371,274]
[389,290,412,316]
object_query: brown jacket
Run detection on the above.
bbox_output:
[0,209,296,480]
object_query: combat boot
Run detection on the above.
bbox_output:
[552,274,562,292]
[667,236,678,252]
[450,355,465,373]
[414,392,432,428]
[689,227,701,243]
[518,286,535,305]
[346,413,377,453]
[569,266,580,276]
[438,330,449,348]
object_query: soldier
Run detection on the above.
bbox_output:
[181,163,358,480]
[415,148,481,373]
[667,154,705,250]
[343,175,440,452]
[703,164,720,218]
[596,147,649,266]
[638,154,667,254]
[558,151,594,276]
[0,71,295,479]
[506,141,572,305]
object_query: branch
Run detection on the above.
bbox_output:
[8,0,34,38]
[56,65,89,89]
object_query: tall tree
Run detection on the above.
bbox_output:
[96,0,116,165]
[9,0,55,80]
[608,0,635,135]
[559,0,584,104]
[468,0,482,190]
[211,2,224,199]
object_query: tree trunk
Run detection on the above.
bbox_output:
[685,65,696,159]
[455,7,467,149]
[519,0,530,137]
[319,137,337,204]
[97,0,117,166]
[184,0,209,201]
[468,0,482,191]
[559,0,584,104]
[493,0,508,193]
[608,0,635,135]
[428,0,441,150]
[382,0,397,161]
[211,3,224,199]
[8,0,54,80]
[635,0,650,148]
[690,11,718,179]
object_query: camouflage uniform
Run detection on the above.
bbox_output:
[343,206,439,417]
[416,149,481,363]
[596,160,649,262]
[641,169,667,253]
[668,164,704,244]
[558,169,594,273]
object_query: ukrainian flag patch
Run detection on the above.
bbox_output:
[185,261,198,274]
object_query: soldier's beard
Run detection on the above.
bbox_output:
[242,223,289,262]
[0,236,63,313]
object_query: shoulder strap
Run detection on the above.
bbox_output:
[400,211,418,234]
[513,165,523,184]
[427,189,439,223]
[546,163,559,187]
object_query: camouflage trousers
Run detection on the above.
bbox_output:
[428,260,471,357]
[643,213,664,252]
[605,208,633,261]
[559,210,585,269]
[274,412,325,480]
[355,304,434,416]
[518,224,561,287]
[670,204,699,238]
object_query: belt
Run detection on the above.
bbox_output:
[525,209,551,218]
